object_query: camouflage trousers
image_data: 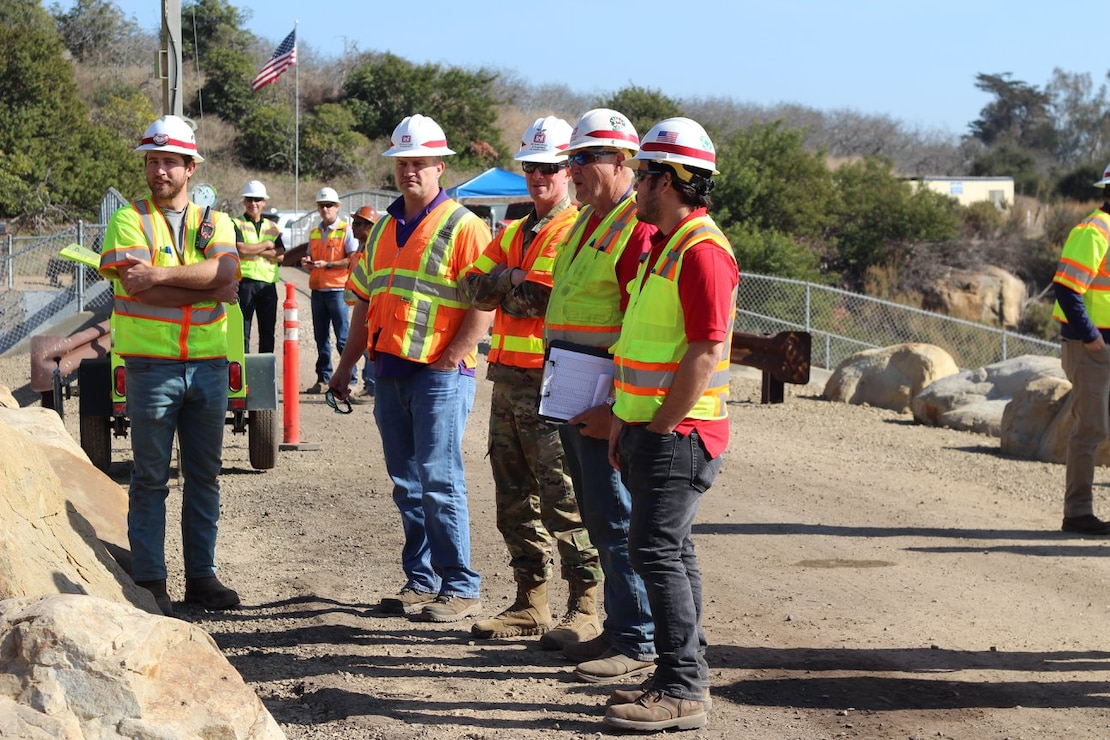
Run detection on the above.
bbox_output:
[487,369,601,587]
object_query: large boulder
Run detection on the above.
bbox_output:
[824,343,959,413]
[999,374,1110,465]
[0,595,285,739]
[911,355,1065,436]
[922,265,1027,328]
[0,384,17,409]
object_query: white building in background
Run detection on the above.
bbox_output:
[906,176,1014,209]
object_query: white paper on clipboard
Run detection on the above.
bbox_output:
[538,341,614,423]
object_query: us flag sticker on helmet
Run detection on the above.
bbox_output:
[656,130,679,144]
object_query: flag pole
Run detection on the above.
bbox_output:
[294,19,300,214]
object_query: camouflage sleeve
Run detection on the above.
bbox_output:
[461,271,509,311]
[502,280,552,318]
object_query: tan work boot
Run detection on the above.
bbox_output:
[471,581,552,639]
[538,581,601,651]
[609,676,713,711]
[604,689,709,731]
[574,648,655,684]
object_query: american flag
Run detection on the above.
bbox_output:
[656,130,679,144]
[251,29,297,91]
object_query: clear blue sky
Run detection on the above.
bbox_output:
[75,0,1107,137]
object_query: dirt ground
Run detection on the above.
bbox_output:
[7,264,1110,740]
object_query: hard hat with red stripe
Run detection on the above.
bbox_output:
[564,108,640,155]
[136,115,204,163]
[624,117,719,179]
[1094,162,1110,187]
[514,116,573,163]
[382,114,455,157]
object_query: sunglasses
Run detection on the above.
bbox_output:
[634,169,662,184]
[522,162,565,175]
[245,197,265,203]
[566,150,620,167]
[324,389,353,415]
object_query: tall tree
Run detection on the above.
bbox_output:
[969,73,1056,152]
[51,0,149,66]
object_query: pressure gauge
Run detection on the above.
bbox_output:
[191,183,217,208]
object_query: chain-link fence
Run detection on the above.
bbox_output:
[736,273,1059,370]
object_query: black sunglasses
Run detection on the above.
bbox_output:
[566,150,620,167]
[522,162,565,175]
[245,197,265,202]
[324,389,353,415]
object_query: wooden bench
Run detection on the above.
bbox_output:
[731,330,812,404]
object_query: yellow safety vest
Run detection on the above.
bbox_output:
[1052,208,1110,327]
[612,216,736,422]
[99,197,238,360]
[234,215,282,283]
[545,195,639,349]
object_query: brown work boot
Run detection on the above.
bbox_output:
[471,581,552,639]
[184,576,240,610]
[603,689,709,731]
[609,676,713,711]
[421,595,482,622]
[380,586,437,615]
[135,579,174,617]
[561,631,612,663]
[538,581,601,651]
[574,647,654,684]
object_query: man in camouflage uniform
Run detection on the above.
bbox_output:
[462,117,602,644]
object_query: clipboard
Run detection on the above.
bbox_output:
[537,340,614,423]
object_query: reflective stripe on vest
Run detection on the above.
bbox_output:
[235,215,281,283]
[545,195,638,349]
[1052,209,1110,327]
[612,216,736,422]
[364,201,477,365]
[109,198,229,359]
[308,221,350,290]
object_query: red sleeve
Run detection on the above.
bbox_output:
[679,242,739,342]
[615,221,657,311]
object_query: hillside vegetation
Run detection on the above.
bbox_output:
[12,0,1110,339]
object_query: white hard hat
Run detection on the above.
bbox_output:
[564,108,640,155]
[241,180,269,199]
[135,115,204,163]
[625,117,720,177]
[382,114,455,157]
[315,187,340,204]
[1094,162,1110,187]
[514,116,573,163]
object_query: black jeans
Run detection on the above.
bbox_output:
[239,278,278,353]
[618,424,721,700]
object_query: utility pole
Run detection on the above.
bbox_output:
[159,0,183,117]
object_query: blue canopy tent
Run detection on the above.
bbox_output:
[446,167,528,203]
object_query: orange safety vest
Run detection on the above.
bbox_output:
[308,220,351,290]
[612,216,737,422]
[352,199,491,367]
[467,206,578,368]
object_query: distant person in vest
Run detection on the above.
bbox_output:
[233,179,285,353]
[544,109,658,684]
[346,205,380,400]
[301,186,358,394]
[1052,162,1110,536]
[331,114,492,623]
[98,114,242,617]
[459,117,602,646]
[603,118,737,733]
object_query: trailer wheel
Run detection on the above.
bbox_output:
[80,415,111,472]
[248,409,277,470]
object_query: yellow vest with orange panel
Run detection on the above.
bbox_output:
[234,215,282,283]
[354,200,490,368]
[1052,208,1110,327]
[612,216,736,423]
[468,206,578,368]
[308,220,351,290]
[545,195,639,350]
[99,197,238,360]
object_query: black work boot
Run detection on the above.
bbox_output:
[135,579,174,617]
[184,576,241,610]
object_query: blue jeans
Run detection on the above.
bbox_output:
[125,358,228,582]
[619,425,721,700]
[559,424,655,661]
[373,367,480,598]
[310,289,352,384]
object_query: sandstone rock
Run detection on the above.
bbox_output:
[824,343,959,413]
[911,355,1065,436]
[0,595,286,739]
[1000,375,1110,465]
[923,265,1027,328]
[0,385,17,409]
[0,414,154,614]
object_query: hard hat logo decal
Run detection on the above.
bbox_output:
[701,136,713,151]
[609,117,626,129]
[401,134,412,144]
[152,133,169,146]
[533,132,546,144]
[656,130,678,144]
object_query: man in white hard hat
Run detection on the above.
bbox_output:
[301,186,359,394]
[460,117,602,645]
[1052,162,1110,536]
[544,108,659,684]
[603,118,738,733]
[98,114,242,616]
[233,180,285,353]
[332,114,492,622]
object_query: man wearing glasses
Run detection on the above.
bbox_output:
[545,108,659,684]
[233,180,284,353]
[331,114,492,623]
[460,117,603,646]
[301,187,358,394]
